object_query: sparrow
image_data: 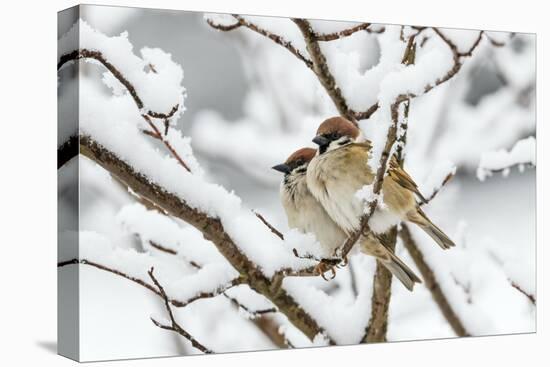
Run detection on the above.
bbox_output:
[273,147,421,290]
[307,116,456,251]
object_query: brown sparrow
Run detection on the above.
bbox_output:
[307,116,456,250]
[273,147,421,290]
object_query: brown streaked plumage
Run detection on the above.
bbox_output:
[274,147,421,291]
[307,116,456,252]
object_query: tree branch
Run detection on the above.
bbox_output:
[421,171,455,206]
[141,115,191,172]
[58,135,78,169]
[78,135,333,343]
[58,258,242,308]
[206,15,313,70]
[148,267,213,354]
[399,224,469,337]
[337,96,403,260]
[509,281,536,305]
[362,229,397,342]
[293,18,357,122]
[312,23,379,41]
[58,48,191,173]
[254,211,284,240]
[58,49,179,119]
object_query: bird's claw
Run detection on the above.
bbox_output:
[337,256,349,268]
[315,261,337,281]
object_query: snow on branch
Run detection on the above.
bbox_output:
[399,225,469,336]
[477,136,536,181]
[205,14,313,70]
[58,20,185,117]
[57,20,198,173]
[58,21,345,344]
[148,267,214,354]
[78,134,330,342]
[58,231,243,308]
[312,22,384,41]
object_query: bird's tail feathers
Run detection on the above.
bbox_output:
[381,252,422,292]
[407,208,456,250]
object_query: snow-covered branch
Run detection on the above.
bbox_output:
[78,134,330,342]
[148,268,214,354]
[399,224,469,336]
[293,18,368,122]
[206,14,313,70]
[313,22,384,41]
[477,136,536,181]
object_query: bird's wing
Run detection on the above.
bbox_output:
[388,156,428,204]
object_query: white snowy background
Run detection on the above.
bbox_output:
[58,5,535,361]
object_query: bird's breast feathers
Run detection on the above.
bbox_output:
[281,175,346,254]
[307,144,374,233]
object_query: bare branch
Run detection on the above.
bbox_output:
[205,18,242,31]
[206,15,313,70]
[59,48,192,173]
[141,115,192,172]
[293,18,357,123]
[510,281,536,305]
[58,49,179,119]
[353,103,380,121]
[148,240,178,255]
[421,171,455,206]
[312,23,374,41]
[223,293,277,317]
[148,267,213,354]
[58,259,242,308]
[254,211,284,240]
[252,315,295,348]
[399,224,469,337]
[425,29,485,93]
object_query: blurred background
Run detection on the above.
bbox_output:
[58,4,535,361]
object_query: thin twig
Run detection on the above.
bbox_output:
[223,293,277,316]
[399,224,469,337]
[58,258,242,308]
[57,49,179,119]
[293,18,357,122]
[145,239,279,315]
[141,115,192,172]
[421,171,455,206]
[510,281,536,305]
[254,211,284,240]
[353,103,380,121]
[148,240,178,255]
[58,49,192,172]
[148,267,213,354]
[312,23,373,41]
[206,15,313,70]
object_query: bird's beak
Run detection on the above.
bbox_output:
[312,135,330,147]
[272,163,291,174]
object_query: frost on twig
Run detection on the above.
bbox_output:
[477,136,535,181]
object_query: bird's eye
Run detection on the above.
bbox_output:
[296,159,303,166]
